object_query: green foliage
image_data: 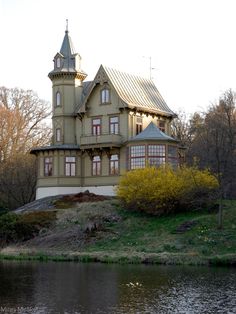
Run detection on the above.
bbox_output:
[0,211,57,244]
[117,165,219,215]
[0,213,19,243]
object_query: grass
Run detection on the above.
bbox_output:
[0,199,236,266]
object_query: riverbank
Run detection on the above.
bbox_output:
[1,196,236,266]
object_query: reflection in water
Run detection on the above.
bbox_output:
[0,261,236,313]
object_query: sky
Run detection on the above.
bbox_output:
[1,0,236,114]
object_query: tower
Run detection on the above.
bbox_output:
[48,26,87,145]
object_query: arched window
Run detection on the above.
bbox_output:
[56,57,61,68]
[56,92,61,106]
[101,88,110,104]
[56,128,61,142]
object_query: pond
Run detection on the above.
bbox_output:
[0,261,236,313]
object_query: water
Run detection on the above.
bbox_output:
[0,261,236,314]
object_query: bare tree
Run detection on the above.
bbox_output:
[0,87,51,209]
[0,87,51,161]
[171,110,192,148]
[0,154,37,209]
[189,89,236,228]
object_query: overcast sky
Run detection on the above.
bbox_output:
[1,0,236,114]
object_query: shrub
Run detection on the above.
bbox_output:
[0,213,19,243]
[0,211,57,244]
[117,166,218,215]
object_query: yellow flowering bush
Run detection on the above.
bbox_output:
[117,166,219,215]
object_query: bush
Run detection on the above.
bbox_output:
[117,166,218,215]
[0,211,57,244]
[0,213,19,243]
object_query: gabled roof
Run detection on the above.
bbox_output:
[131,122,177,142]
[104,66,175,116]
[77,65,175,117]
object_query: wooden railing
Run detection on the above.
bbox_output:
[80,133,123,146]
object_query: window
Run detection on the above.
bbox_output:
[92,118,101,135]
[148,145,166,166]
[130,145,145,169]
[129,144,167,170]
[44,157,53,176]
[110,154,119,175]
[109,116,119,134]
[159,121,165,133]
[101,88,110,104]
[136,117,143,135]
[92,156,101,176]
[56,92,61,106]
[168,146,178,168]
[56,128,61,142]
[56,57,61,68]
[65,157,76,176]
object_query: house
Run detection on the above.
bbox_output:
[31,28,182,199]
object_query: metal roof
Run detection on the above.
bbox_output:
[103,66,175,116]
[131,122,177,142]
[60,30,76,56]
[49,31,87,78]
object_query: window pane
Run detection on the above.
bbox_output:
[159,121,165,132]
[66,157,76,162]
[130,145,145,157]
[110,154,119,175]
[93,119,101,125]
[65,157,76,176]
[44,157,53,176]
[71,163,76,176]
[101,89,110,103]
[65,163,70,176]
[148,157,165,166]
[56,57,60,68]
[93,156,101,162]
[92,156,101,176]
[110,117,119,134]
[56,128,61,142]
[111,154,118,161]
[148,145,165,157]
[97,162,101,175]
[56,92,60,106]
[130,157,145,169]
[110,117,118,123]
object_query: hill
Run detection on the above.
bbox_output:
[1,192,236,266]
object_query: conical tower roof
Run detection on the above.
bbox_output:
[60,30,76,57]
[48,27,87,80]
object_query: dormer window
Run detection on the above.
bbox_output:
[101,88,110,104]
[56,57,61,68]
[136,116,143,135]
[159,121,165,133]
[56,92,61,107]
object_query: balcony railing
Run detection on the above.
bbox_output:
[80,133,123,148]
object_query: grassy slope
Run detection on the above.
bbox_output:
[1,199,236,265]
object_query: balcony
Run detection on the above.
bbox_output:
[80,133,123,149]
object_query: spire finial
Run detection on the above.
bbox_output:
[66,19,68,33]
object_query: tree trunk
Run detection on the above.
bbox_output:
[218,196,223,229]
